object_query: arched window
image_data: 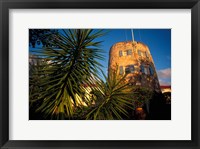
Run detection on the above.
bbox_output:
[127,49,132,55]
[140,65,148,75]
[125,65,135,74]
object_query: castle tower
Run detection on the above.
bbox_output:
[108,41,161,92]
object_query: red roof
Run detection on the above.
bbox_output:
[160,85,171,89]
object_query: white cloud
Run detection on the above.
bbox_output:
[157,68,171,79]
[157,68,171,86]
[159,79,171,86]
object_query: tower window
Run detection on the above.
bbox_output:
[144,67,148,75]
[119,50,123,57]
[125,65,135,74]
[140,65,148,75]
[119,66,123,75]
[127,49,132,55]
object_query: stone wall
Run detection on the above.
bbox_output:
[108,41,161,92]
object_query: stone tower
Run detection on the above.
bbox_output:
[108,41,161,92]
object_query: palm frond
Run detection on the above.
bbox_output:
[30,29,105,119]
[85,69,134,120]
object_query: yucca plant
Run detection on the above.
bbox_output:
[85,69,135,120]
[29,29,105,119]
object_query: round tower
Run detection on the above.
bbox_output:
[108,41,160,92]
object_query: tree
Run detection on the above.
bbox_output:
[29,29,105,119]
[29,29,58,48]
[29,56,49,119]
[131,87,154,109]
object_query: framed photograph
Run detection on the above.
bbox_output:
[0,0,199,148]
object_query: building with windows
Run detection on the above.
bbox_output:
[108,41,161,92]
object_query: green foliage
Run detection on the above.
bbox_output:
[84,70,135,120]
[29,29,58,48]
[131,87,154,108]
[30,29,105,119]
[29,56,52,119]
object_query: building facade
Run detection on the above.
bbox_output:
[108,41,161,92]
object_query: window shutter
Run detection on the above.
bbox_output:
[149,65,154,75]
[119,51,123,57]
[119,66,123,75]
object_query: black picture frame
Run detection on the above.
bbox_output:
[0,0,199,148]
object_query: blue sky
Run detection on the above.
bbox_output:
[30,29,171,86]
